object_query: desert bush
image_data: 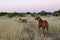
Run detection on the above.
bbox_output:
[7,13,13,18]
[18,14,25,17]
[0,13,7,16]
[31,14,35,17]
[53,10,60,16]
[7,13,18,18]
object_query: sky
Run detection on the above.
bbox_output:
[0,0,60,12]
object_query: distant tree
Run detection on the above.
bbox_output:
[47,12,53,15]
[40,11,48,16]
[14,12,18,15]
[18,13,25,17]
[0,12,8,16]
[26,12,31,14]
[12,12,18,16]
[53,10,60,16]
[7,13,13,18]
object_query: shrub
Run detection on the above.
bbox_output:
[31,14,35,17]
[18,14,25,17]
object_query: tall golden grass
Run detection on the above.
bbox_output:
[0,16,60,40]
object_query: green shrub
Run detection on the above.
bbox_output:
[18,14,25,17]
[7,14,13,18]
[31,14,35,17]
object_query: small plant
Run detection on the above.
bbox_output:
[18,14,25,17]
[31,14,35,17]
[8,14,12,18]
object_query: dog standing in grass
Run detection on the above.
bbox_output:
[35,16,48,37]
[19,18,27,23]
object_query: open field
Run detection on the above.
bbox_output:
[0,16,60,40]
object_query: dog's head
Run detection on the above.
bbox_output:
[35,16,41,21]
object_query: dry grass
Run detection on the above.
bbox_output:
[0,16,60,40]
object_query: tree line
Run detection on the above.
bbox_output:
[0,10,60,18]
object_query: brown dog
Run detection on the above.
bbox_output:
[35,16,48,37]
[19,18,27,23]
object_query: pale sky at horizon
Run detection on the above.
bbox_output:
[0,0,60,12]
